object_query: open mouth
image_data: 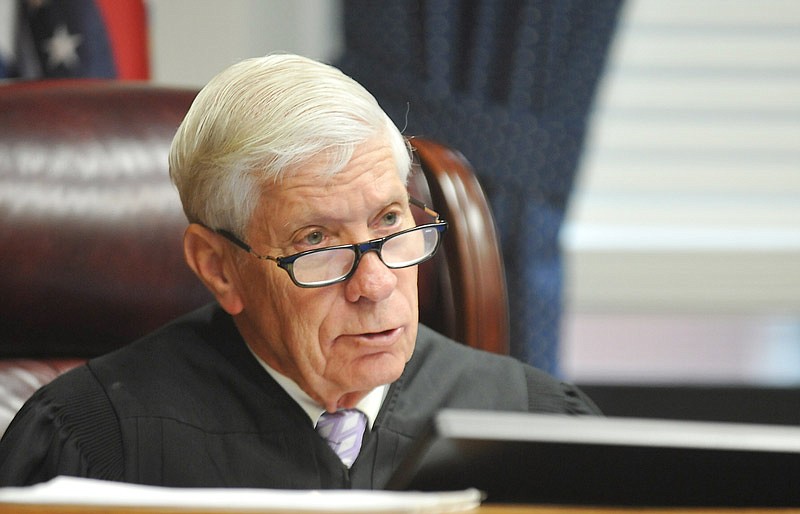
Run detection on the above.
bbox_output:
[343,327,402,346]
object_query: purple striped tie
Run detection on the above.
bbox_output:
[315,409,367,468]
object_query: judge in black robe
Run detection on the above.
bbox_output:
[0,54,599,488]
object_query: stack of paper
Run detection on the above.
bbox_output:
[0,476,481,513]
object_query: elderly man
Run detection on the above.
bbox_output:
[0,54,597,488]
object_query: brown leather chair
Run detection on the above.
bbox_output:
[0,81,509,435]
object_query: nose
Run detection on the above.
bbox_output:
[344,250,397,302]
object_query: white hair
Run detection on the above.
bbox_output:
[169,54,411,236]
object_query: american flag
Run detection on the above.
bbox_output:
[0,0,149,80]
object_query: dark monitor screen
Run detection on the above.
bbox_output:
[385,409,800,507]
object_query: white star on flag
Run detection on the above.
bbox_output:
[43,24,82,71]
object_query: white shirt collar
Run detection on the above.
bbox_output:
[248,347,387,429]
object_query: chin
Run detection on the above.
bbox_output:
[350,351,407,388]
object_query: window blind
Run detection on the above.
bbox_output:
[563,0,800,313]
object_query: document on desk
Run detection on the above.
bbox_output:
[0,476,482,512]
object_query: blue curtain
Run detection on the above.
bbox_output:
[338,0,622,374]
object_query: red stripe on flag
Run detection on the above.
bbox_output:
[95,0,150,80]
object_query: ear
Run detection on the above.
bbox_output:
[183,224,245,315]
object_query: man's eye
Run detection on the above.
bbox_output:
[381,212,399,227]
[304,231,325,245]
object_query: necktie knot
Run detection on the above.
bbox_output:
[315,409,367,468]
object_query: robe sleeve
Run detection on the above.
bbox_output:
[523,365,602,415]
[0,365,124,486]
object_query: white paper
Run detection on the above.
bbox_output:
[0,476,482,513]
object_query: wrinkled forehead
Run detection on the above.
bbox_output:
[251,142,410,234]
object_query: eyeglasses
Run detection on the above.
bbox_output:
[214,197,448,288]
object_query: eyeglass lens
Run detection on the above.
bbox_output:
[291,225,440,286]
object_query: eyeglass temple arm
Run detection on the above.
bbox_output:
[212,227,254,253]
[409,196,442,222]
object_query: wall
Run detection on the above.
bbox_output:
[147,0,342,87]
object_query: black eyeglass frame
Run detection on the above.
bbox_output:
[213,197,448,288]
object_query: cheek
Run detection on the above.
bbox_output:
[289,298,335,349]
[392,267,420,330]
[274,289,343,372]
[403,267,420,318]
[238,264,329,360]
[400,269,420,357]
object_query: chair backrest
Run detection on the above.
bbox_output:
[0,82,209,359]
[0,81,509,434]
[409,139,509,354]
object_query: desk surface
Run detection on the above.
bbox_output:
[2,505,799,514]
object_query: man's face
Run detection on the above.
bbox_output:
[230,137,418,411]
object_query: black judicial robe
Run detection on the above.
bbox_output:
[0,304,598,488]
